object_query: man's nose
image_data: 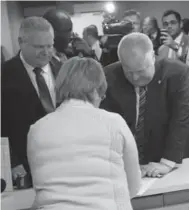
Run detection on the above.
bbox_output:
[133,73,140,81]
[42,47,51,55]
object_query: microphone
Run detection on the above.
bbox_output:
[1,179,6,193]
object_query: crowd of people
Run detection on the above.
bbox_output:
[1,7,189,210]
[83,9,189,66]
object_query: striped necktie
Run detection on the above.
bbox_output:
[33,67,55,113]
[135,86,147,163]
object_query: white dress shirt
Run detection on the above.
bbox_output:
[168,32,183,59]
[20,52,56,107]
[92,40,102,60]
[135,87,178,168]
[27,99,141,210]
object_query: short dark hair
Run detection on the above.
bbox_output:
[162,10,181,23]
[85,25,99,39]
[123,9,141,20]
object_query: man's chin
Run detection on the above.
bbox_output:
[133,80,152,87]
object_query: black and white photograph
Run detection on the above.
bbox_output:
[1,1,189,210]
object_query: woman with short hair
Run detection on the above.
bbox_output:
[27,56,141,210]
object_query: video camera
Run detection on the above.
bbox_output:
[102,21,134,49]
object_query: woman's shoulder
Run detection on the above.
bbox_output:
[97,108,126,127]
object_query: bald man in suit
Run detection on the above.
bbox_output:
[101,33,189,177]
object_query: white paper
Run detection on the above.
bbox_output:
[137,177,158,196]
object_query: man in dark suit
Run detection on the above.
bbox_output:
[101,32,189,177]
[1,17,61,184]
[43,8,96,62]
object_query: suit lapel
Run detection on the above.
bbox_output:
[14,55,46,112]
[50,56,62,78]
[15,55,39,95]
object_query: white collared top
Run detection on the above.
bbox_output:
[20,52,56,107]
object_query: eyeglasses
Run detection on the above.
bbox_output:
[163,20,178,27]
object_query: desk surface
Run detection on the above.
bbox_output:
[142,158,189,196]
[2,159,189,210]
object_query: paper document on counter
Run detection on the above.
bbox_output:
[137,177,158,196]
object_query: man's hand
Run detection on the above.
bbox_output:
[145,162,172,178]
[161,31,178,49]
[140,162,173,178]
[12,164,27,180]
[140,165,149,177]
[73,38,92,56]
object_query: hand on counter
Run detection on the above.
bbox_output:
[140,165,149,178]
[12,164,27,180]
[140,162,172,178]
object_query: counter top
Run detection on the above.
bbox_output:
[1,159,189,210]
[142,158,189,196]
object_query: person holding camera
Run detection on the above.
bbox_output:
[158,10,189,64]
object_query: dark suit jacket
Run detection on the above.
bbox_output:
[101,58,189,163]
[1,54,61,171]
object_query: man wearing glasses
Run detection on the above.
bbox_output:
[158,10,189,64]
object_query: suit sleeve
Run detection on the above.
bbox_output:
[1,65,9,138]
[100,66,122,114]
[1,64,22,167]
[100,88,122,115]
[164,65,189,162]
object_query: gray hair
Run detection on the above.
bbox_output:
[117,32,153,64]
[19,16,54,41]
[56,56,107,104]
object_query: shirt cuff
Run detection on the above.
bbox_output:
[160,158,176,169]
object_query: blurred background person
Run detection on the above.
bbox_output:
[27,56,141,210]
[158,10,189,64]
[43,8,96,62]
[142,16,162,55]
[122,9,141,32]
[1,17,60,188]
[43,8,73,63]
[182,18,189,35]
[83,25,102,61]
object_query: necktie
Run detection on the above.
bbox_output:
[33,67,55,113]
[135,86,147,163]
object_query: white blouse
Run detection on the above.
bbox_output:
[27,99,141,210]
